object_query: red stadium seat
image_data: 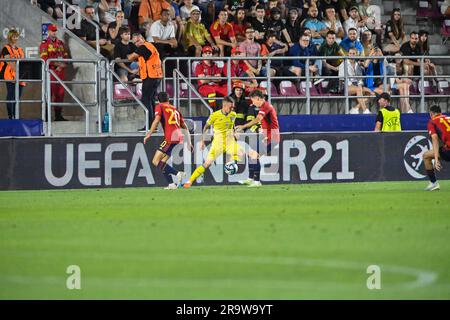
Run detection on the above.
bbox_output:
[165,81,174,97]
[278,81,299,96]
[419,81,437,95]
[317,80,342,96]
[298,81,320,96]
[417,1,442,18]
[113,83,135,100]
[259,81,279,97]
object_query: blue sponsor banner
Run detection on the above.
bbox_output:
[0,119,43,137]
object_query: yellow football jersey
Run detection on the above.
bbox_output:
[206,110,237,141]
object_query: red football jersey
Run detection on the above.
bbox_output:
[194,61,222,86]
[210,20,235,41]
[154,103,184,143]
[258,101,280,143]
[428,114,450,148]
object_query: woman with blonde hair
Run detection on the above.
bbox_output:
[0,29,25,119]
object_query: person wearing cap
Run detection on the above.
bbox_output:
[343,5,368,40]
[210,9,237,56]
[194,45,228,108]
[183,7,218,57]
[374,92,402,132]
[267,6,294,47]
[39,24,69,121]
[180,0,200,21]
[223,47,259,93]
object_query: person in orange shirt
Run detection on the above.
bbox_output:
[138,0,171,27]
[127,33,163,131]
[0,29,25,119]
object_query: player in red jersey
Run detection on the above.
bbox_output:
[144,92,192,190]
[235,89,280,187]
[422,105,450,191]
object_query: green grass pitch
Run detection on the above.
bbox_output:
[1,181,449,299]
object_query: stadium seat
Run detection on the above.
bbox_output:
[417,0,442,18]
[165,81,174,97]
[441,19,450,44]
[135,83,142,99]
[298,81,320,96]
[437,80,450,95]
[113,83,135,100]
[259,81,279,97]
[419,81,437,95]
[278,81,299,96]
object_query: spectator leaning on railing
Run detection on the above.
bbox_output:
[0,29,25,120]
[113,26,138,82]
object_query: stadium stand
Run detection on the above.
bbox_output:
[0,0,449,136]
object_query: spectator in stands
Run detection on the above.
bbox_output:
[267,7,293,47]
[374,92,402,132]
[80,0,109,22]
[113,26,139,82]
[195,45,228,108]
[239,27,262,76]
[122,0,133,19]
[339,27,364,55]
[101,0,123,25]
[400,31,423,78]
[418,30,439,88]
[442,0,450,16]
[180,0,199,21]
[232,8,251,44]
[80,5,115,60]
[224,0,246,21]
[196,0,216,28]
[260,31,291,79]
[319,0,340,19]
[210,9,237,56]
[183,7,218,57]
[323,5,345,43]
[127,33,163,130]
[138,0,171,28]
[358,0,382,48]
[296,0,321,22]
[147,9,178,61]
[39,24,69,121]
[1,29,25,120]
[288,34,321,77]
[251,4,269,44]
[107,10,126,45]
[285,7,302,44]
[383,8,405,55]
[343,5,367,39]
[223,47,259,93]
[387,53,413,113]
[303,5,328,47]
[339,47,371,114]
[362,47,385,96]
[361,29,374,56]
[337,0,357,22]
[37,0,63,19]
[165,0,184,44]
[319,30,344,93]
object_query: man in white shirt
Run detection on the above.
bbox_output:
[147,9,178,58]
[343,6,368,40]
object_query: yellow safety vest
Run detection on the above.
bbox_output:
[381,108,402,132]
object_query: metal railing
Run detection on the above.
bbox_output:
[162,55,450,114]
[108,59,149,132]
[0,58,45,120]
[60,0,101,54]
[45,58,103,136]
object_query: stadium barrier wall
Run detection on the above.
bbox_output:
[1,132,449,190]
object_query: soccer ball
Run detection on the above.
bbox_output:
[224,161,238,175]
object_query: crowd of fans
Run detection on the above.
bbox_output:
[27,0,450,114]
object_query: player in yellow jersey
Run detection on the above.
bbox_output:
[184,96,243,188]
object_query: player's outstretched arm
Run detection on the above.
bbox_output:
[143,115,161,144]
[236,114,263,131]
